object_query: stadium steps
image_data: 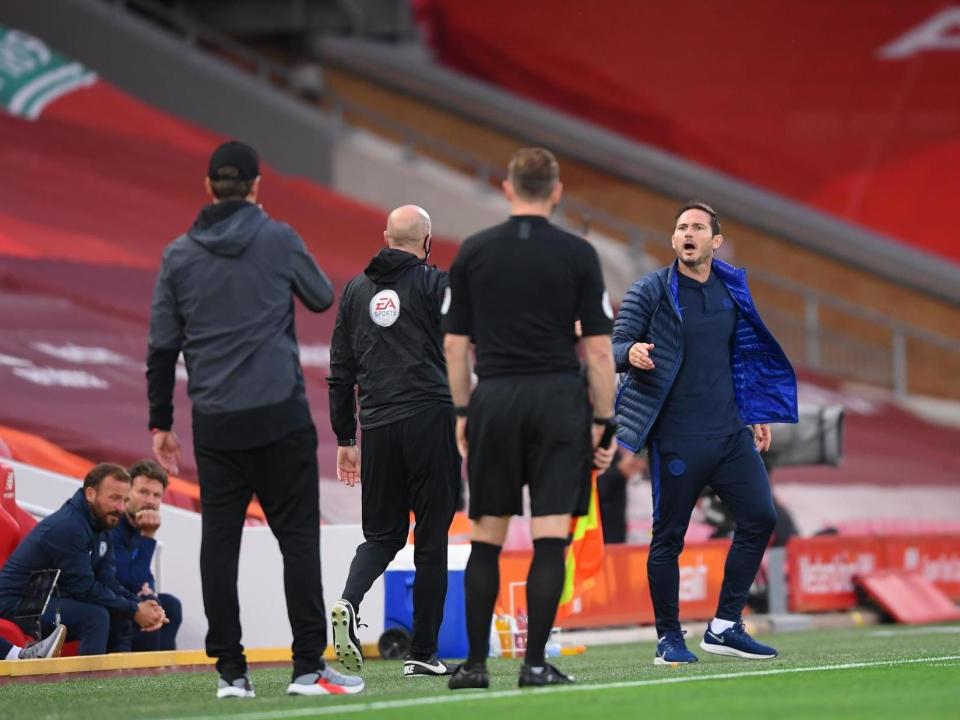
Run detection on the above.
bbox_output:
[12,0,960,400]
[312,61,960,401]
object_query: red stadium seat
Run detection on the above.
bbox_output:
[0,503,32,651]
[11,505,36,536]
[0,469,80,658]
[0,618,30,649]
[0,505,19,567]
[0,462,17,518]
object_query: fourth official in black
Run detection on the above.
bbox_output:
[327,205,461,680]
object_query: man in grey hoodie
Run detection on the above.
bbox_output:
[147,141,363,698]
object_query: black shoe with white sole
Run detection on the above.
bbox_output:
[518,662,575,687]
[331,599,363,673]
[448,662,489,690]
[403,654,458,677]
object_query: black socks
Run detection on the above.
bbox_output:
[464,540,502,667]
[524,537,567,667]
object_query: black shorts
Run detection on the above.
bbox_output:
[466,373,591,519]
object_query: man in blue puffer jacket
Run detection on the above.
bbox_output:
[613,202,797,665]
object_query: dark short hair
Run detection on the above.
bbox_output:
[83,463,132,490]
[675,201,721,236]
[507,147,560,201]
[209,165,255,200]
[127,459,169,490]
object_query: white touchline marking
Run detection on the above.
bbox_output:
[155,655,960,720]
[867,626,960,638]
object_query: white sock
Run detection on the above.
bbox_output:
[6,645,22,661]
[710,618,736,634]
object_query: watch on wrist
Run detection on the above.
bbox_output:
[338,438,357,447]
[454,406,469,418]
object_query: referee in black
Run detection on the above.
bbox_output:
[327,205,460,679]
[443,148,617,689]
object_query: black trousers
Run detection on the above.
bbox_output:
[597,464,628,544]
[195,424,325,678]
[342,404,460,658]
[647,429,777,636]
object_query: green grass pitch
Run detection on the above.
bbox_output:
[2,625,958,720]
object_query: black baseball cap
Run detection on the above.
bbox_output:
[208,140,260,181]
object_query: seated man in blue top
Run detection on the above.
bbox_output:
[0,463,167,655]
[111,459,182,651]
[613,202,797,665]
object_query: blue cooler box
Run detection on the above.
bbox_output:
[383,545,471,659]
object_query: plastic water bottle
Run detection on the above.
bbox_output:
[494,610,513,658]
[515,607,528,656]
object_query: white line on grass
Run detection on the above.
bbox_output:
[867,626,960,637]
[156,654,960,720]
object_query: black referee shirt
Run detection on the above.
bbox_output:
[442,215,613,378]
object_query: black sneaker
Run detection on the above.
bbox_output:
[518,662,575,687]
[331,599,363,673]
[403,654,458,677]
[448,662,490,690]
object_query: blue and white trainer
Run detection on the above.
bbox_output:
[700,621,777,659]
[654,630,699,665]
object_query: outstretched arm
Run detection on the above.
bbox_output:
[611,279,656,372]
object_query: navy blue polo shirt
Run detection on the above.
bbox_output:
[650,269,744,439]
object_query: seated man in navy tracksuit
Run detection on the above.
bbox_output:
[0,464,167,655]
[613,202,797,665]
[111,459,182,651]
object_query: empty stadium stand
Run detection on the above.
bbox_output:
[8,0,960,400]
[0,8,957,533]
[417,0,960,266]
[0,38,454,519]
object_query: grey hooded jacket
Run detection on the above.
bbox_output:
[147,201,334,449]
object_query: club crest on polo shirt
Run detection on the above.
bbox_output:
[99,541,108,557]
[369,289,400,327]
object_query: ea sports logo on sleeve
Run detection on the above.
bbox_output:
[369,289,400,327]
